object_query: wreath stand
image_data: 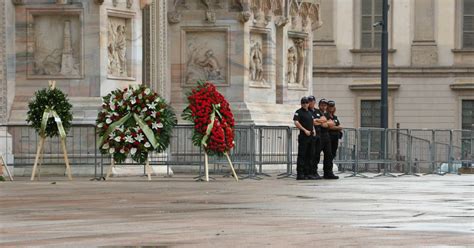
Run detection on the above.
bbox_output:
[31,136,72,181]
[30,81,72,181]
[105,158,153,181]
[0,154,14,181]
[203,150,239,182]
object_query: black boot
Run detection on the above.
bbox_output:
[307,172,322,180]
[296,174,306,180]
[323,172,339,179]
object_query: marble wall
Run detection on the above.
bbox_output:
[6,0,144,123]
[166,0,321,125]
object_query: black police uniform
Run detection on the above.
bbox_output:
[293,107,314,178]
[328,114,342,159]
[309,107,323,176]
[315,111,334,175]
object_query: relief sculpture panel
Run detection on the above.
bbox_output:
[287,37,307,87]
[108,17,129,78]
[29,14,82,78]
[249,31,270,87]
[183,29,228,86]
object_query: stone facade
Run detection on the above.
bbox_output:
[164,0,321,125]
[5,0,144,124]
[313,0,474,129]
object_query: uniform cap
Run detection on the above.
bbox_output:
[328,100,335,106]
[307,95,316,102]
[301,97,309,104]
[318,98,328,105]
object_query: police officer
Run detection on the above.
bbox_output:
[327,100,343,161]
[293,97,314,180]
[307,95,322,180]
[316,98,339,179]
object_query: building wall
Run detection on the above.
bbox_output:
[313,0,474,129]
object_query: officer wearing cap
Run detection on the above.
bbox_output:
[307,95,322,180]
[293,97,314,180]
[327,100,343,162]
[315,98,339,179]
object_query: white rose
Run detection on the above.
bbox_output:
[102,143,109,149]
[144,142,151,148]
[120,148,125,154]
[109,147,115,154]
[97,123,103,128]
[114,136,121,142]
[106,118,112,124]
[130,147,137,155]
[145,88,151,95]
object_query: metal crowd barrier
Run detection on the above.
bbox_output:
[0,123,472,179]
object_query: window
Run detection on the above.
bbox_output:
[361,0,382,49]
[462,100,474,130]
[463,0,474,48]
[360,100,382,160]
[461,100,473,160]
[360,99,381,127]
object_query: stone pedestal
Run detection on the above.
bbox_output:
[165,0,321,125]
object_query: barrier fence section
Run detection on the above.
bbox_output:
[0,123,472,178]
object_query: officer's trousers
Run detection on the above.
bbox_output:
[310,136,320,175]
[329,133,339,159]
[297,134,313,176]
[315,134,333,173]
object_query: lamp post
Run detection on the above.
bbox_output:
[381,0,389,129]
[373,0,397,178]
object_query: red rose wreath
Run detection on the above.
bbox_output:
[182,81,235,156]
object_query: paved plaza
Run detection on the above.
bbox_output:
[0,174,473,247]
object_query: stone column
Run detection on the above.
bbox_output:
[411,0,438,65]
[144,0,169,100]
[0,0,7,124]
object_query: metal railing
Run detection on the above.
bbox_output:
[1,123,472,179]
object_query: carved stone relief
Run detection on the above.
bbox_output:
[287,38,306,86]
[184,30,228,86]
[294,38,305,85]
[287,46,297,84]
[29,14,82,78]
[201,0,217,23]
[126,0,133,9]
[249,41,264,82]
[108,17,129,77]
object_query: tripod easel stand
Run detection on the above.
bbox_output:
[203,151,238,182]
[31,136,72,181]
[30,81,72,181]
[0,154,14,181]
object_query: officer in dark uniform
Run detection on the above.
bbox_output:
[316,98,339,179]
[327,100,343,161]
[293,97,314,180]
[307,95,322,180]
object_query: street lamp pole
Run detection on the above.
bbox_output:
[381,0,389,129]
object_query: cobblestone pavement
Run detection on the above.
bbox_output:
[1,174,473,247]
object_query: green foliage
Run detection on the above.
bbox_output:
[26,88,73,137]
